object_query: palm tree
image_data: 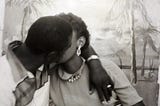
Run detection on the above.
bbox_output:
[6,0,51,41]
[134,0,160,76]
[104,0,138,83]
[130,3,137,83]
[104,0,160,84]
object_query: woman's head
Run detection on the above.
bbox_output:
[56,13,91,63]
[58,13,90,51]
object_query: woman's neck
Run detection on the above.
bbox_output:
[62,54,83,74]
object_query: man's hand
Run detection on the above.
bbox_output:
[87,59,114,103]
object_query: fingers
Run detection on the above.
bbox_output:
[101,82,113,102]
[89,82,94,95]
[96,87,105,102]
[105,76,114,89]
[102,87,112,101]
[106,85,112,97]
[91,83,113,103]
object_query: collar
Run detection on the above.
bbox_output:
[58,58,85,83]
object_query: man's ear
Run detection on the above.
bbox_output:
[77,36,86,47]
[46,51,59,64]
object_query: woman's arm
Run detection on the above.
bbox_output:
[132,101,145,106]
[81,45,114,103]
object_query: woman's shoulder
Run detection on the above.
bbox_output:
[100,59,121,73]
[100,59,131,88]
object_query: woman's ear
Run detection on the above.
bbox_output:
[77,36,86,47]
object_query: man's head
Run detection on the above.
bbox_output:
[25,16,73,55]
[12,15,73,72]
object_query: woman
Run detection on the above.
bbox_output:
[48,13,144,106]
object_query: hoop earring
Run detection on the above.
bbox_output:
[77,45,82,56]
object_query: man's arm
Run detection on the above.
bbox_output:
[81,45,114,103]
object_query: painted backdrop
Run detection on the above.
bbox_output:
[2,0,160,105]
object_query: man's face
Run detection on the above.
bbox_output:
[58,31,77,63]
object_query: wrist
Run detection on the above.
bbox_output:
[81,46,97,59]
[87,55,99,62]
[86,56,101,70]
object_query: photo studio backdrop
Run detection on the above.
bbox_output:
[0,0,5,55]
[1,0,160,105]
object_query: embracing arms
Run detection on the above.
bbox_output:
[81,45,145,106]
[81,45,114,103]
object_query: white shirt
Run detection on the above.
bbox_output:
[0,51,50,106]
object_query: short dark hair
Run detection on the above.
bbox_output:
[57,13,90,51]
[25,16,73,55]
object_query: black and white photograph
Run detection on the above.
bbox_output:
[0,0,159,106]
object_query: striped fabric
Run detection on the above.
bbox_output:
[13,70,48,106]
[8,41,48,106]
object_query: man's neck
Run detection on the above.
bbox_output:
[62,54,83,74]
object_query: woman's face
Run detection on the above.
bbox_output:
[58,31,78,63]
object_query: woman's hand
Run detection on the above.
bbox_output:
[81,46,114,103]
[87,59,114,103]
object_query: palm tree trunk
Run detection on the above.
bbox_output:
[117,54,123,69]
[130,1,137,83]
[131,27,137,83]
[141,40,147,76]
[21,8,28,41]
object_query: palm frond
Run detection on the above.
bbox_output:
[6,0,12,6]
[31,4,40,16]
[28,5,32,14]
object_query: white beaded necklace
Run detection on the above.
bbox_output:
[58,58,85,83]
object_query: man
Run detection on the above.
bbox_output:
[0,16,114,106]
